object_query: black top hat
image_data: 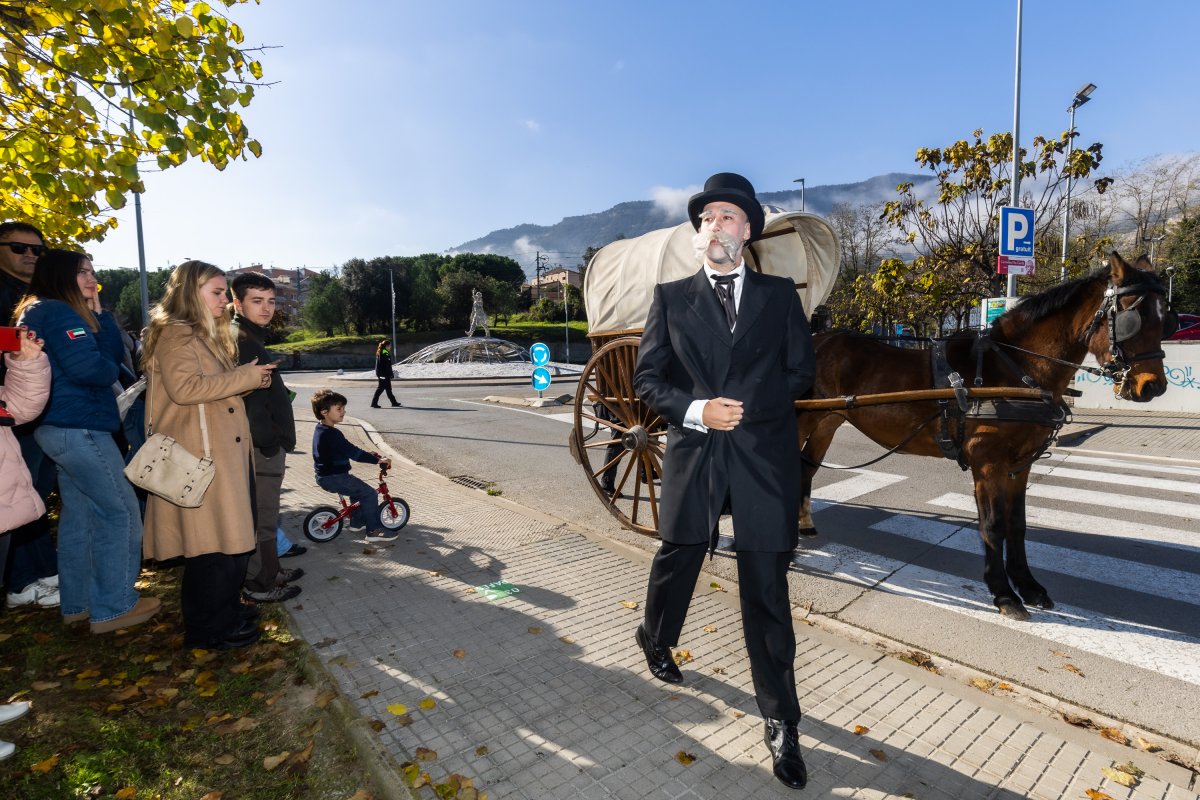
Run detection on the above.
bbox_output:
[687,172,765,242]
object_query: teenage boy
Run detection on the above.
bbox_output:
[310,389,397,542]
[231,272,302,603]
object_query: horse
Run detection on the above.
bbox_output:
[795,252,1175,620]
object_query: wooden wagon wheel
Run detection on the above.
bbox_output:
[569,336,666,536]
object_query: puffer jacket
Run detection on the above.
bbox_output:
[0,351,51,532]
[17,299,124,432]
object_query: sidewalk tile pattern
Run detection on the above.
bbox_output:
[281,422,1198,799]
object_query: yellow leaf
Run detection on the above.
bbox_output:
[214,754,236,766]
[314,690,337,708]
[1100,766,1138,787]
[114,788,137,799]
[31,754,60,773]
[702,625,717,633]
[1063,663,1085,676]
[674,751,696,765]
[175,17,194,37]
[1099,727,1127,745]
[452,649,467,659]
[619,600,639,610]
[418,697,436,710]
[997,682,1014,691]
[475,745,489,756]
[673,649,692,665]
[1134,736,1161,752]
[853,725,869,735]
[263,751,290,771]
[1084,791,1116,800]
[527,627,543,635]
[969,678,995,692]
[386,704,408,715]
[77,669,101,679]
[709,582,726,592]
[415,746,437,761]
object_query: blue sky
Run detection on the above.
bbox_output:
[88,0,1200,276]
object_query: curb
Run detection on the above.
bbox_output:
[1056,421,1108,445]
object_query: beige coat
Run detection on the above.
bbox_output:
[142,325,264,560]
[0,353,51,533]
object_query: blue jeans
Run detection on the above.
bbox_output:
[316,472,377,530]
[275,527,293,557]
[34,426,143,622]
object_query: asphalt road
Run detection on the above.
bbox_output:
[285,372,1200,748]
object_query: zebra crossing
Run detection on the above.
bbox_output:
[792,449,1200,687]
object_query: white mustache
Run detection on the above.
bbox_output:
[692,229,741,265]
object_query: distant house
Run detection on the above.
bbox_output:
[226,264,321,319]
[525,267,582,302]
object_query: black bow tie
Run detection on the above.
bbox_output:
[713,274,737,329]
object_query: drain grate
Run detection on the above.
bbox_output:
[450,475,491,491]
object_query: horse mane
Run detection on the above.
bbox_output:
[999,263,1157,330]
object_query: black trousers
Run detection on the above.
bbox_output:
[371,378,398,406]
[644,540,800,721]
[181,551,252,645]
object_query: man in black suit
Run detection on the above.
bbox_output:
[632,172,814,790]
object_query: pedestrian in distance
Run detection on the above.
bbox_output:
[370,339,401,408]
[631,172,815,790]
[15,249,160,633]
[0,221,59,611]
[230,272,303,604]
[141,260,277,650]
[311,389,397,541]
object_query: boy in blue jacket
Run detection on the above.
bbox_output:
[310,389,396,541]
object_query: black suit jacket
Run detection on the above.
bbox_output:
[633,268,814,551]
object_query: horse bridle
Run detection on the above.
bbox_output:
[1089,279,1177,384]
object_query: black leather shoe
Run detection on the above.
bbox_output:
[184,621,261,651]
[764,718,807,789]
[635,624,682,684]
[239,603,261,621]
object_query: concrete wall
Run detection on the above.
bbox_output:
[1074,341,1200,412]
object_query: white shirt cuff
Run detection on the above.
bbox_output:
[683,399,709,432]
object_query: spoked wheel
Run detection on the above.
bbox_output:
[304,507,343,543]
[378,498,410,530]
[569,336,666,536]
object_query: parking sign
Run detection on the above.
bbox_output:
[1000,206,1035,257]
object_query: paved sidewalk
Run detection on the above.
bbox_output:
[279,418,1198,800]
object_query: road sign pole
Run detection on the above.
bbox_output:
[1007,0,1024,299]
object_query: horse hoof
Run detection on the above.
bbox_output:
[996,601,1030,621]
[798,527,818,538]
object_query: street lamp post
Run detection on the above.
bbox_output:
[793,177,805,212]
[1144,235,1165,266]
[1059,82,1096,283]
[1006,0,1024,300]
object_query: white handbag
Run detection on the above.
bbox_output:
[123,378,215,508]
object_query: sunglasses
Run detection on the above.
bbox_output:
[0,242,47,256]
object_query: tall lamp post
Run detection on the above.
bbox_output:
[1059,82,1096,283]
[793,177,805,212]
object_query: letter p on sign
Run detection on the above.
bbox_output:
[1000,206,1035,258]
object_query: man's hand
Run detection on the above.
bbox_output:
[702,397,743,431]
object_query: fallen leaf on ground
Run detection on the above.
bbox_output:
[361,690,379,699]
[673,649,693,665]
[418,697,437,710]
[214,754,236,766]
[997,682,1014,691]
[263,751,291,771]
[31,681,61,691]
[427,570,443,577]
[394,714,414,727]
[216,716,257,735]
[386,703,409,715]
[703,625,718,633]
[1100,766,1139,787]
[1061,712,1095,729]
[415,747,438,761]
[1099,727,1128,745]
[0,633,9,642]
[77,668,101,679]
[288,739,315,767]
[675,751,696,765]
[453,649,467,659]
[1063,664,1085,676]
[711,666,725,674]
[348,791,375,800]
[475,745,489,756]
[199,792,224,800]
[1084,790,1116,800]
[1134,736,1161,752]
[869,749,888,762]
[369,719,385,732]
[853,725,870,736]
[313,637,338,648]
[619,600,639,610]
[362,547,378,555]
[709,582,726,592]
[115,788,137,799]
[726,709,745,719]
[314,689,338,708]
[302,719,324,737]
[527,626,543,634]
[1113,762,1144,778]
[1050,649,1071,658]
[31,754,60,773]
[969,678,995,692]
[558,636,575,644]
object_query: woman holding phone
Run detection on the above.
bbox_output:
[14,249,160,633]
[140,261,275,649]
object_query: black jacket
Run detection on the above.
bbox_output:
[234,315,296,456]
[633,268,814,551]
[375,347,394,379]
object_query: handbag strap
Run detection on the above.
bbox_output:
[146,360,213,459]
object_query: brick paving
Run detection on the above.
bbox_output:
[278,417,1199,799]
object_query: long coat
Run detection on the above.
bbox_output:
[633,268,814,551]
[142,325,264,560]
[0,352,50,532]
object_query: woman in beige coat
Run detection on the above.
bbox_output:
[141,261,275,650]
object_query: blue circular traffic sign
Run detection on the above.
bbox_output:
[531,367,552,391]
[530,342,550,366]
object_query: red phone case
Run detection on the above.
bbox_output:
[0,327,22,352]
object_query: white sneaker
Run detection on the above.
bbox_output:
[6,579,60,608]
[0,702,30,725]
[40,574,59,589]
[0,739,14,760]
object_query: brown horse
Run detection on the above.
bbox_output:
[796,253,1174,620]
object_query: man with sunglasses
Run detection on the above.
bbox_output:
[0,221,60,613]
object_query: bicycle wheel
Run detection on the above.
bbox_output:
[304,507,343,543]
[377,499,410,531]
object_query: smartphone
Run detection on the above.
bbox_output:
[0,326,22,352]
